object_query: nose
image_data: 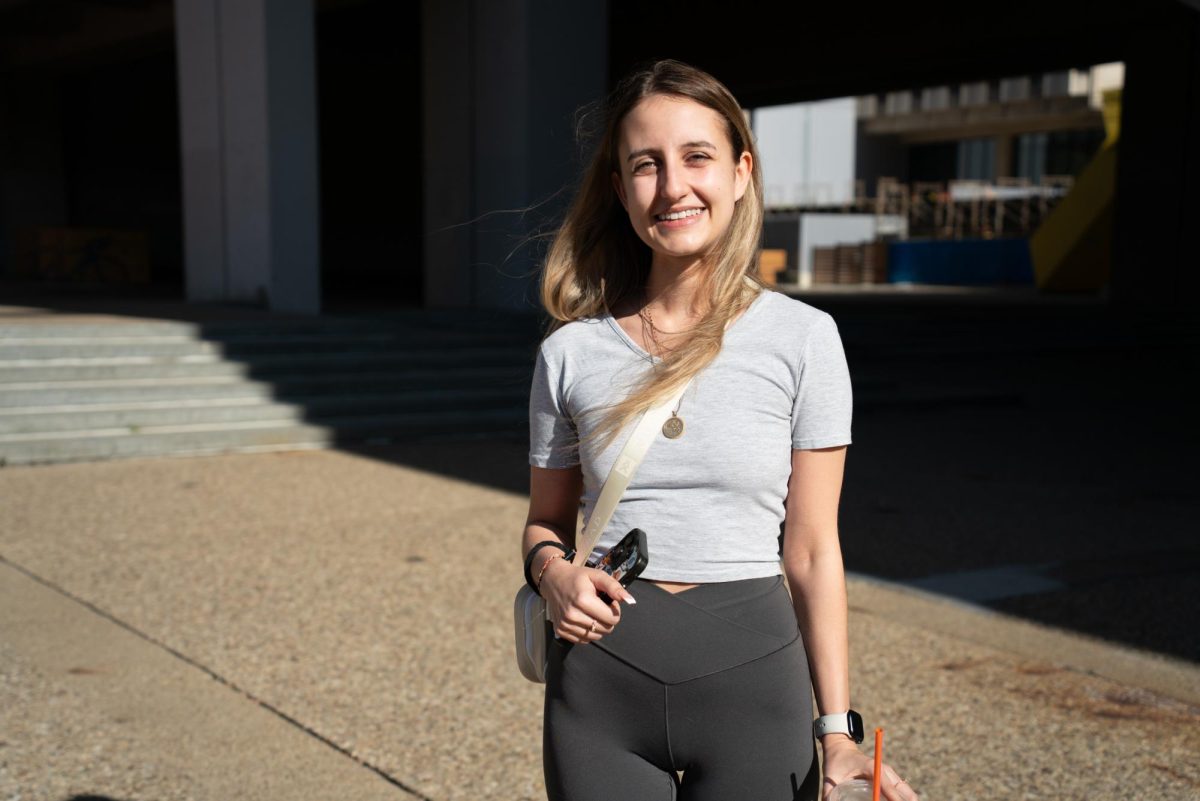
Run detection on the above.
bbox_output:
[657,159,686,202]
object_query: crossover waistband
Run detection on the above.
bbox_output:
[590,575,801,684]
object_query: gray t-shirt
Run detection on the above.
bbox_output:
[528,289,853,582]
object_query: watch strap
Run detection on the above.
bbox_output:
[813,710,864,743]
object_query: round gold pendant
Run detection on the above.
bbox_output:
[662,415,684,439]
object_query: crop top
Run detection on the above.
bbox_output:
[528,288,853,582]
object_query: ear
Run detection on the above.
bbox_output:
[611,170,628,211]
[733,151,753,203]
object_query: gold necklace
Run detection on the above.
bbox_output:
[640,305,701,335]
[633,290,750,440]
[637,290,688,439]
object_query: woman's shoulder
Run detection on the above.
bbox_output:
[752,289,839,335]
[536,316,607,361]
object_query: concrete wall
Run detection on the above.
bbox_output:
[421,0,608,311]
[1112,3,1200,311]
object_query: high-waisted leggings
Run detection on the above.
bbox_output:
[543,574,819,801]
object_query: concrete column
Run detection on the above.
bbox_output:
[471,0,531,311]
[1111,3,1200,313]
[421,0,608,311]
[421,0,475,310]
[175,0,320,313]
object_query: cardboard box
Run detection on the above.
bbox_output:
[758,249,787,285]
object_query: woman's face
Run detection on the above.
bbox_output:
[611,94,752,273]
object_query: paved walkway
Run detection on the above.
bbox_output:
[2,439,1198,801]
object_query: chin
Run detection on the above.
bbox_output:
[649,239,709,259]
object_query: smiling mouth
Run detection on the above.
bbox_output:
[655,208,704,222]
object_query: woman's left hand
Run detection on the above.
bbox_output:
[821,736,919,801]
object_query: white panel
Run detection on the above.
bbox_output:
[755,103,808,208]
[1089,62,1126,109]
[754,97,856,209]
[805,98,856,207]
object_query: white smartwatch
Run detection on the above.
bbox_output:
[813,709,864,743]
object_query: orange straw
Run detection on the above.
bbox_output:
[872,728,884,801]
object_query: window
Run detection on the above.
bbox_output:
[884,91,913,115]
[1041,72,1071,98]
[999,76,1031,103]
[957,137,996,181]
[958,81,990,107]
[1015,132,1048,183]
[920,86,952,111]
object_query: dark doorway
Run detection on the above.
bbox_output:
[60,49,183,293]
[317,0,423,312]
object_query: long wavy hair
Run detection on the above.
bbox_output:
[539,59,768,455]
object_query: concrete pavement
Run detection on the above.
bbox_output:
[2,439,1198,801]
[0,556,404,801]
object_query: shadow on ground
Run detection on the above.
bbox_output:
[6,281,1197,663]
[343,297,1200,663]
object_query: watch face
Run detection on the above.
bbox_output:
[847,710,865,744]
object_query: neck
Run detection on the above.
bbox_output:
[643,255,708,320]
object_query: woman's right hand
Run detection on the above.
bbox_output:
[537,558,635,645]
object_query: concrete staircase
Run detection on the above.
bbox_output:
[0,315,539,466]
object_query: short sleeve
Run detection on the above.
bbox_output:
[791,314,853,450]
[529,343,581,468]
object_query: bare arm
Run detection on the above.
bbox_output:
[781,446,851,723]
[523,465,632,644]
[522,464,583,569]
[782,446,918,801]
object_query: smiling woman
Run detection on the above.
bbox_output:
[611,96,753,276]
[520,59,919,801]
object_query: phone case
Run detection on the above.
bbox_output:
[593,528,648,602]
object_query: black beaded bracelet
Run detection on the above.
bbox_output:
[524,541,570,595]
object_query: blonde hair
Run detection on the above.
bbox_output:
[538,59,768,455]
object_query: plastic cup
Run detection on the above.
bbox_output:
[827,779,874,801]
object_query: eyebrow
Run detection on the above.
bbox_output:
[626,141,718,163]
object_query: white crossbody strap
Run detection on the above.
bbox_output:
[570,375,695,567]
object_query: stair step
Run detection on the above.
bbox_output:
[0,312,545,466]
[0,407,529,467]
[0,365,531,407]
[0,315,539,341]
[0,346,533,382]
[0,332,536,360]
[0,387,528,435]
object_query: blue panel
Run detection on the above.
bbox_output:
[887,238,1034,285]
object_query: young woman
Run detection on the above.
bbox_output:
[521,59,918,801]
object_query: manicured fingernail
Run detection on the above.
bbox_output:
[624,594,637,604]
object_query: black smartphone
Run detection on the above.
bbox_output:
[589,528,648,603]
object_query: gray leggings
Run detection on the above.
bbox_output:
[543,575,819,801]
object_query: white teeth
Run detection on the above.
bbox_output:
[657,208,703,221]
